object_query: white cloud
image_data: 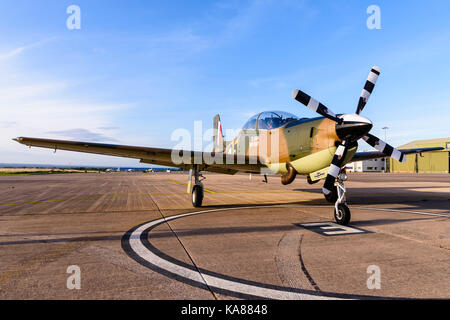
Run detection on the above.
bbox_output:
[0,75,133,165]
[0,121,17,128]
[0,38,139,165]
[0,47,26,60]
[46,129,118,142]
[149,28,212,55]
[0,38,55,61]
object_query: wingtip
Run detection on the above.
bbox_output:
[292,89,299,99]
[12,137,27,144]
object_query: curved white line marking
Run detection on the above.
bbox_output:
[129,206,334,300]
[352,206,450,218]
[127,205,449,300]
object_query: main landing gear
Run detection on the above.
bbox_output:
[329,170,351,226]
[189,166,205,208]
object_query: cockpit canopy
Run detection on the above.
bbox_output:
[242,111,299,130]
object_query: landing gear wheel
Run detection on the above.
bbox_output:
[324,186,338,203]
[334,203,351,226]
[192,185,204,208]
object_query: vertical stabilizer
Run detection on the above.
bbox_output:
[213,114,225,152]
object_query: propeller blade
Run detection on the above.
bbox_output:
[362,133,406,163]
[293,89,343,124]
[323,140,349,195]
[356,66,380,115]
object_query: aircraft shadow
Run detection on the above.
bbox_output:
[293,186,450,213]
[0,216,429,246]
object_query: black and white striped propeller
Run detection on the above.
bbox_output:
[356,66,380,115]
[293,66,406,197]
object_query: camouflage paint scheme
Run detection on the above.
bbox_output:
[221,116,356,176]
[14,115,357,179]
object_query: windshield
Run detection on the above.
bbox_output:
[257,111,299,130]
[243,111,299,130]
[242,114,258,130]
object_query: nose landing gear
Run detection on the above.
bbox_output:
[333,170,351,225]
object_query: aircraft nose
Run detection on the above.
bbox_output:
[335,115,373,141]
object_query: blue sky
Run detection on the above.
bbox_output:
[0,0,449,166]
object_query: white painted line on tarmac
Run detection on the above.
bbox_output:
[352,207,450,218]
[126,204,448,300]
[128,207,336,300]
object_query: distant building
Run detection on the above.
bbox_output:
[390,137,450,174]
[347,158,386,172]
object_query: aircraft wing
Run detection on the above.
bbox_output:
[351,147,444,162]
[13,137,264,174]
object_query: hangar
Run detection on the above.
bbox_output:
[346,158,386,172]
[390,138,450,174]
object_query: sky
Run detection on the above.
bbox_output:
[0,0,449,166]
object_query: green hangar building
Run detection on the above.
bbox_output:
[390,138,450,173]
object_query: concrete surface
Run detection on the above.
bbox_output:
[0,172,449,299]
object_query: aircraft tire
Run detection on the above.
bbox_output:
[192,185,204,208]
[334,203,351,226]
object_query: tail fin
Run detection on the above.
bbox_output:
[213,114,225,152]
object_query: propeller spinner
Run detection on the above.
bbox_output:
[293,66,406,198]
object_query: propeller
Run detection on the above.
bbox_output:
[356,66,380,115]
[293,89,343,124]
[323,140,349,195]
[292,66,406,198]
[362,133,406,163]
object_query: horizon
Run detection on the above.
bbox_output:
[0,162,172,169]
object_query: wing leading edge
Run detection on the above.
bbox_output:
[13,137,263,175]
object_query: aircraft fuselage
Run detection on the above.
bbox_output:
[226,116,357,175]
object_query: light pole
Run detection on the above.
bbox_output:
[382,127,389,173]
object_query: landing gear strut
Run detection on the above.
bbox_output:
[190,166,205,208]
[333,170,351,226]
